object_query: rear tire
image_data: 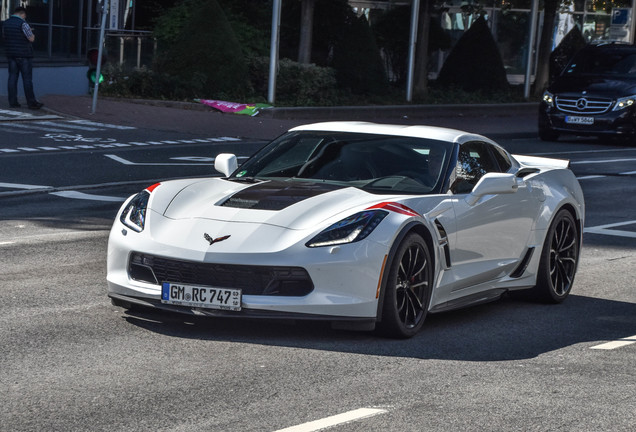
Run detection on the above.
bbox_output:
[378,233,433,338]
[530,210,579,303]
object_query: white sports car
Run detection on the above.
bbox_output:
[107,122,584,338]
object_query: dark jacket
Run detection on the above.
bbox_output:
[3,15,33,58]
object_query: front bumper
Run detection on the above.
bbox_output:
[539,102,636,137]
[107,219,390,321]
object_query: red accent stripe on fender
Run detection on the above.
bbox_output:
[367,202,420,217]
[145,183,161,193]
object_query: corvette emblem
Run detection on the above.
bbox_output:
[204,233,231,245]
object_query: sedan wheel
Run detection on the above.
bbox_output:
[378,233,433,338]
[534,210,579,303]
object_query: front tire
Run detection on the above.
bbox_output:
[532,210,580,303]
[378,233,433,338]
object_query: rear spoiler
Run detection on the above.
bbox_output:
[513,154,570,169]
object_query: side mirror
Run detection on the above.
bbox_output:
[466,173,518,205]
[214,153,238,177]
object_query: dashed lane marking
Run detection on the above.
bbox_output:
[0,137,243,154]
[591,335,636,350]
[273,408,388,432]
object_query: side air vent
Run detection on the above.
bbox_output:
[434,219,452,268]
[510,247,535,278]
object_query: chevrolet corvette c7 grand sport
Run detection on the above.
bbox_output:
[107,122,584,338]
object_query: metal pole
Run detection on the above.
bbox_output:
[406,0,420,102]
[47,0,53,57]
[267,0,282,104]
[631,0,636,44]
[91,0,109,115]
[524,0,540,99]
[77,0,84,57]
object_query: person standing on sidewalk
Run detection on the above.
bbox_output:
[3,6,43,109]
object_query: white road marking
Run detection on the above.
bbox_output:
[273,408,388,432]
[105,154,215,166]
[0,136,244,154]
[591,335,636,350]
[0,122,68,133]
[34,121,100,131]
[584,220,636,239]
[0,182,52,190]
[0,241,16,246]
[530,148,636,156]
[576,175,606,180]
[50,191,125,202]
[571,157,636,165]
[68,119,136,130]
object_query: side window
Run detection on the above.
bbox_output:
[491,146,512,172]
[450,141,500,194]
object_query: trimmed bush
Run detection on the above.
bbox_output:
[436,16,509,92]
[248,57,339,106]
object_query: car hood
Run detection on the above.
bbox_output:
[160,178,388,230]
[550,75,636,97]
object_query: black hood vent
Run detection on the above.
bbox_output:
[220,180,344,211]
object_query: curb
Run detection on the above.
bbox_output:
[94,96,538,120]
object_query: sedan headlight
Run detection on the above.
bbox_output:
[613,95,636,111]
[542,91,554,107]
[306,210,388,248]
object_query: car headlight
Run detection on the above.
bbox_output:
[542,91,554,107]
[120,191,150,232]
[306,210,388,248]
[613,95,636,111]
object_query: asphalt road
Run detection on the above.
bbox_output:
[1,111,635,431]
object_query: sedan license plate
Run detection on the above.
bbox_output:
[161,282,241,311]
[565,115,594,125]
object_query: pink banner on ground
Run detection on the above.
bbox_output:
[196,99,272,116]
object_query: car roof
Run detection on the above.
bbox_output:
[289,121,494,145]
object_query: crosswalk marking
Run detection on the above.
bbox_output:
[0,135,243,154]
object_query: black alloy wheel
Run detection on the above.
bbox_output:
[534,210,579,303]
[379,233,433,338]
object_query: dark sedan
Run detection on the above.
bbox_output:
[539,43,636,142]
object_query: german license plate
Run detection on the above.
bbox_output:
[161,282,241,311]
[565,116,594,125]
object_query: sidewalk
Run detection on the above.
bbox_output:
[38,94,539,140]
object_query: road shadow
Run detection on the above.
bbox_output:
[121,294,636,361]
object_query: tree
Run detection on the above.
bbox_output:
[436,16,509,92]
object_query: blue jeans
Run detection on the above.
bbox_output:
[7,57,37,106]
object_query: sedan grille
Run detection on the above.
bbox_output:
[555,96,613,114]
[129,252,314,296]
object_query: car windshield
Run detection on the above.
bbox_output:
[564,49,636,77]
[230,131,451,195]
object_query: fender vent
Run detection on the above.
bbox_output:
[510,247,535,278]
[434,219,451,268]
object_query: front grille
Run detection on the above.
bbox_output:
[555,96,613,114]
[128,252,314,296]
